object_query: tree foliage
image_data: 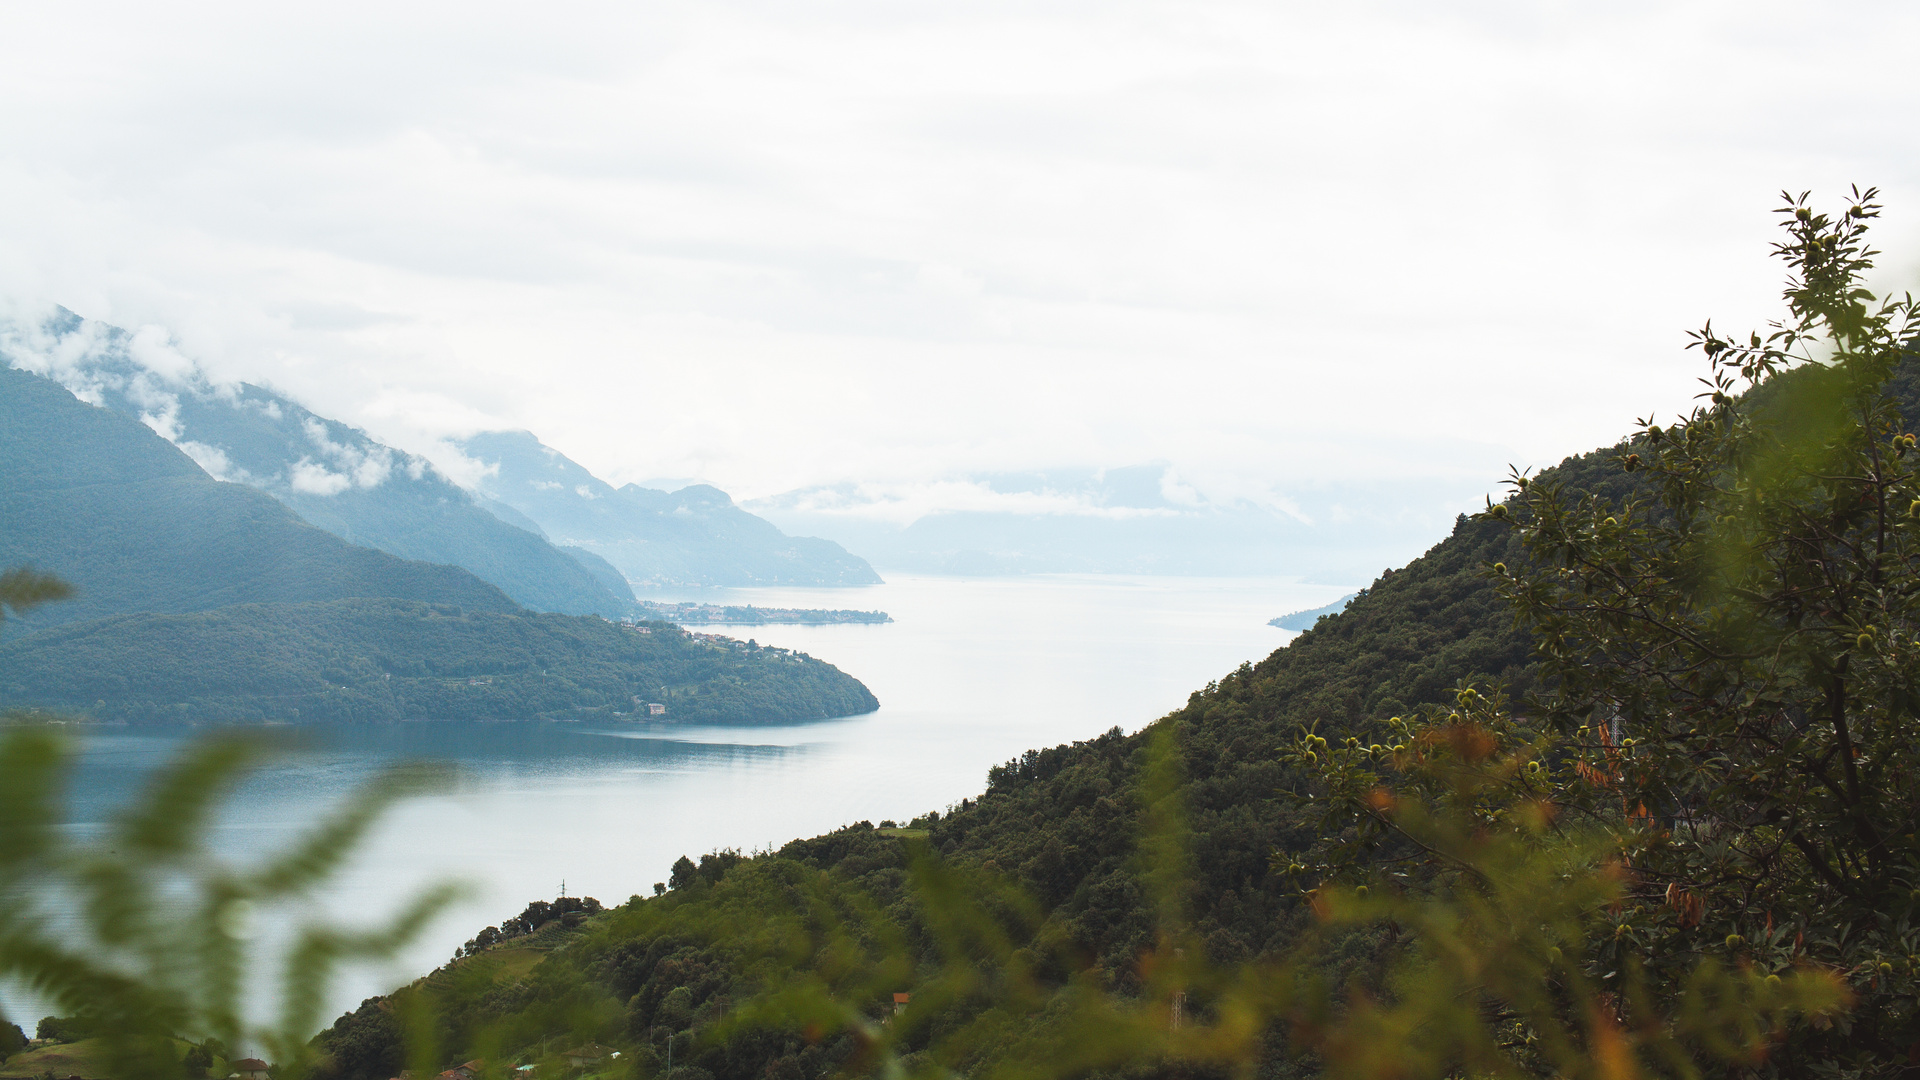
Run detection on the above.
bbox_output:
[2,570,462,1078]
[1483,188,1920,1072]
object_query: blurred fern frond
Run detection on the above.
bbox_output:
[0,723,463,1080]
[708,716,1846,1080]
[0,564,461,1080]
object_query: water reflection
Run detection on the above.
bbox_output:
[65,721,817,825]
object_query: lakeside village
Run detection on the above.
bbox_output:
[627,601,890,626]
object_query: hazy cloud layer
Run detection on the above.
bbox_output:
[0,303,433,501]
[0,1,1916,537]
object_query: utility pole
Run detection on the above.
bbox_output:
[1170,948,1186,1031]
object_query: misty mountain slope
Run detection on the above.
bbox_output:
[563,545,639,597]
[0,365,518,627]
[455,430,883,587]
[0,598,879,725]
[271,473,635,616]
[0,307,636,616]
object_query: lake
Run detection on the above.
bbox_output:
[16,573,1349,1035]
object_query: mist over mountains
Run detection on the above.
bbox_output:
[0,346,880,725]
[0,363,519,628]
[0,306,879,603]
[750,465,1475,582]
[0,303,1480,592]
[454,431,882,588]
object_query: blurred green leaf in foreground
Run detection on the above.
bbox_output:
[1,566,461,1080]
[704,717,1843,1080]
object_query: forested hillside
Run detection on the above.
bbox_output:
[317,334,1920,1078]
[0,366,518,628]
[307,433,1644,1080]
[0,599,878,725]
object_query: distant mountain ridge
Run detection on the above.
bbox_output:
[0,307,634,616]
[1269,593,1355,631]
[0,360,881,724]
[455,430,882,587]
[1,306,883,600]
[748,464,1477,580]
[0,364,518,628]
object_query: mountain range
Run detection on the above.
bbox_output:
[0,364,516,628]
[0,345,878,724]
[454,431,882,588]
[748,465,1489,581]
[0,306,880,610]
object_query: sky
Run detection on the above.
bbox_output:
[1,0,1917,521]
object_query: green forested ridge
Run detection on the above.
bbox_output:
[0,365,519,627]
[314,342,1920,1079]
[303,436,1648,1080]
[0,599,878,724]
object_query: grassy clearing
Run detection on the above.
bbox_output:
[477,946,548,982]
[0,1038,114,1079]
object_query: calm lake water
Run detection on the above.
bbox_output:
[17,573,1349,1034]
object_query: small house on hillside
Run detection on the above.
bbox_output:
[561,1044,616,1070]
[230,1058,272,1080]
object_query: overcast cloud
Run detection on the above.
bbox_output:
[0,0,1916,517]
